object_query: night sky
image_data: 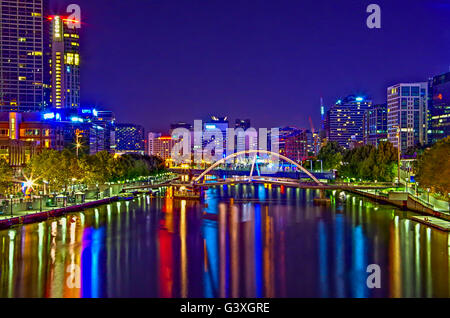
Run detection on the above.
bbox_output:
[49,0,450,133]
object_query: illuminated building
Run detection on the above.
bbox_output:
[428,71,450,144]
[91,110,116,154]
[115,123,145,155]
[0,0,49,112]
[327,95,372,149]
[203,116,229,159]
[387,83,428,153]
[363,104,387,146]
[234,119,257,153]
[0,112,63,167]
[284,129,308,163]
[48,15,80,109]
[147,132,161,155]
[148,134,177,162]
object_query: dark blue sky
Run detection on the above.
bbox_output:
[49,0,450,132]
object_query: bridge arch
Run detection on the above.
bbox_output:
[193,150,323,185]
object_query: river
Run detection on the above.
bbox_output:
[0,184,448,298]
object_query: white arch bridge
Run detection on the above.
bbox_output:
[152,150,392,192]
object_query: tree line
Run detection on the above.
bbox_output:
[317,141,398,182]
[0,150,165,196]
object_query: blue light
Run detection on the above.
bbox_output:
[337,100,342,105]
[205,124,216,129]
[356,97,364,102]
[93,109,98,117]
[71,116,84,123]
[81,109,92,114]
[43,112,55,120]
[56,113,61,120]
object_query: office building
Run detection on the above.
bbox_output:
[48,15,80,108]
[327,95,372,149]
[115,123,145,155]
[0,0,49,112]
[363,104,388,146]
[148,134,177,163]
[428,71,450,144]
[387,83,428,153]
[203,116,229,160]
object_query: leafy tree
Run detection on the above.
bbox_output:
[416,137,450,198]
[0,159,13,195]
[317,141,344,170]
[338,142,397,182]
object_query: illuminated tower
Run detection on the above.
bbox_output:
[320,97,325,130]
[49,15,80,108]
[0,0,49,112]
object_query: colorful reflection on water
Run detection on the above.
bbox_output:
[0,185,448,298]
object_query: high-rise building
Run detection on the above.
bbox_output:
[387,83,428,153]
[0,0,49,112]
[285,129,308,163]
[115,123,145,155]
[428,71,450,144]
[327,95,372,149]
[148,134,177,163]
[147,132,162,155]
[48,15,80,108]
[91,110,116,154]
[203,116,229,159]
[363,104,387,146]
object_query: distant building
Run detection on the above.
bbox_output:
[0,0,49,112]
[363,104,388,146]
[327,95,372,149]
[49,15,81,108]
[428,71,450,144]
[148,134,176,163]
[115,123,145,155]
[387,83,428,153]
[285,129,308,163]
[0,112,63,167]
[147,132,162,155]
[203,116,229,159]
[234,119,257,153]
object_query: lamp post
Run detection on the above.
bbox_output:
[393,125,401,188]
[10,194,13,217]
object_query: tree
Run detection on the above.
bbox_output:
[317,141,344,170]
[338,142,397,182]
[0,159,13,195]
[416,137,450,198]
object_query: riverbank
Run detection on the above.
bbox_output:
[349,188,450,222]
[0,196,122,230]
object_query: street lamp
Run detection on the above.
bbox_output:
[9,194,13,217]
[393,125,401,187]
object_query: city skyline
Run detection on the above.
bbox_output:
[48,0,450,132]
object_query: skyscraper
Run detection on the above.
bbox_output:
[48,15,80,109]
[115,123,145,155]
[363,104,387,146]
[428,71,450,144]
[387,83,428,153]
[327,95,372,149]
[0,0,48,112]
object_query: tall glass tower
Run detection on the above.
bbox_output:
[0,0,49,112]
[49,15,80,109]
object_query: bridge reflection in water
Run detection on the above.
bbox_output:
[0,185,448,298]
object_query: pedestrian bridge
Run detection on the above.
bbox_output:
[173,150,395,191]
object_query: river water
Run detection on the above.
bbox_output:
[0,185,448,298]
